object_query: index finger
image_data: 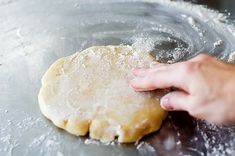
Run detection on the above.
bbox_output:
[130,62,190,92]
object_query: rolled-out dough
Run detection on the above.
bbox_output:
[38,45,167,143]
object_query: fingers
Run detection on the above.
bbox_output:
[132,62,164,77]
[132,67,148,77]
[130,63,188,92]
[149,61,163,68]
[160,91,189,111]
[189,53,214,62]
[130,54,214,92]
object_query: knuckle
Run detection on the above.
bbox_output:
[181,62,203,74]
[141,68,154,78]
[143,72,156,87]
[196,54,212,60]
[181,62,195,74]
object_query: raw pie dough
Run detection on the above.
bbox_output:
[38,45,167,143]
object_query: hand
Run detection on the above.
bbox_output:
[130,54,235,124]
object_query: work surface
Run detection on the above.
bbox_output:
[1,0,235,155]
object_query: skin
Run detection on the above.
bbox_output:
[130,54,235,124]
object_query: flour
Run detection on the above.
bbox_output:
[0,107,62,156]
[84,138,101,146]
[120,0,235,63]
[187,16,204,37]
[134,0,235,61]
[213,40,224,48]
[136,142,156,155]
[229,51,235,63]
[1,0,235,155]
[195,120,235,156]
[131,37,155,54]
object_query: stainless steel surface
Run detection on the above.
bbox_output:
[185,0,235,19]
[1,0,235,156]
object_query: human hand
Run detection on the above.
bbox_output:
[130,54,235,124]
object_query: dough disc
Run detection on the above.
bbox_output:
[38,45,167,143]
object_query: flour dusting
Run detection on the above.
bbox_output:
[1,0,235,155]
[195,121,235,156]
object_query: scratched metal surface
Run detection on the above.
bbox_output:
[0,0,235,156]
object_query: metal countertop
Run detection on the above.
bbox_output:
[0,0,235,156]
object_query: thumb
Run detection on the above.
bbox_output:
[160,91,189,111]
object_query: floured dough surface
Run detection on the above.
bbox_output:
[38,45,167,143]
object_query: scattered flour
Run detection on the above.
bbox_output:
[228,51,235,62]
[84,138,117,146]
[195,120,235,156]
[187,16,204,37]
[1,0,235,155]
[213,40,224,48]
[136,141,156,155]
[131,37,155,53]
[84,138,101,146]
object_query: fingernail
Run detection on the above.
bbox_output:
[160,97,174,110]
